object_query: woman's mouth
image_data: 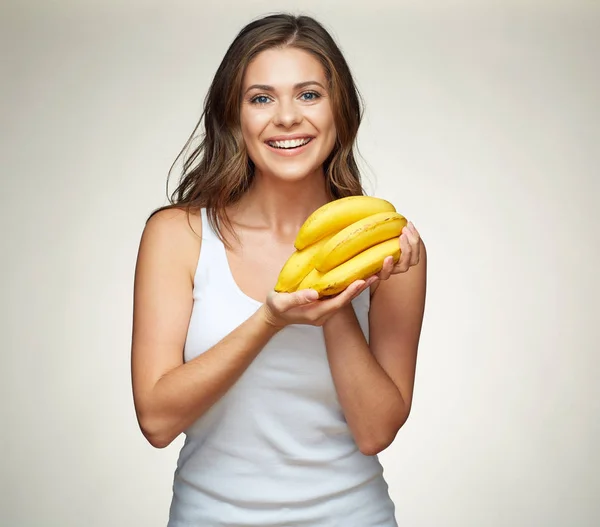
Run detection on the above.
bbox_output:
[266,137,313,149]
[264,137,314,156]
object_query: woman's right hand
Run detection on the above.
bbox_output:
[261,276,378,329]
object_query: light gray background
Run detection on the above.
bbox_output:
[1,0,598,526]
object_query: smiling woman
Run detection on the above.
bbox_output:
[131,12,426,527]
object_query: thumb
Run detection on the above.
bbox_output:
[287,288,319,307]
[267,288,318,313]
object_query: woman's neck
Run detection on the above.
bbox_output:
[228,170,331,239]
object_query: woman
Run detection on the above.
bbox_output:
[131,13,427,527]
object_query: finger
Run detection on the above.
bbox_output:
[345,279,368,298]
[365,275,379,288]
[377,256,394,281]
[276,288,319,311]
[314,280,365,315]
[385,255,395,276]
[395,234,412,272]
[355,275,379,299]
[349,275,379,299]
[407,221,421,239]
[294,288,320,303]
[403,222,421,265]
[407,222,420,250]
[350,278,373,299]
[400,232,410,255]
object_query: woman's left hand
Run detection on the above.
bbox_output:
[377,221,422,280]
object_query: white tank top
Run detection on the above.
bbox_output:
[168,208,397,526]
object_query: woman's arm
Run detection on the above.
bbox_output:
[322,239,427,456]
[131,209,281,449]
[131,208,369,449]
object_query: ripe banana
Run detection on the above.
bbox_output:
[311,237,401,297]
[274,234,334,293]
[296,268,324,291]
[294,196,396,251]
[314,211,407,273]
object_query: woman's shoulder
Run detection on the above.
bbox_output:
[139,206,203,283]
[145,205,203,237]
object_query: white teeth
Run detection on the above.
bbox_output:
[268,138,311,149]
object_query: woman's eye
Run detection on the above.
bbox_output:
[301,91,320,101]
[251,95,270,105]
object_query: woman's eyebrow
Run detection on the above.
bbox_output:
[244,81,326,94]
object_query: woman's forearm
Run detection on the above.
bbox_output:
[323,305,408,456]
[138,306,280,448]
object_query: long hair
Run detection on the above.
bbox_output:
[151,13,365,246]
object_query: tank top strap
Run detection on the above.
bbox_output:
[199,207,217,242]
[195,207,261,308]
[193,208,228,292]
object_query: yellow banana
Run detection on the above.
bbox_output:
[312,237,401,297]
[296,268,324,291]
[294,196,396,250]
[274,234,334,293]
[315,211,407,273]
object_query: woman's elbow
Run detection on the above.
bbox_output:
[357,410,412,456]
[357,432,396,456]
[144,430,174,449]
[137,412,176,449]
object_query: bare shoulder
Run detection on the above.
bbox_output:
[143,206,202,246]
[139,206,203,283]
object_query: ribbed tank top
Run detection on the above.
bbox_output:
[168,208,397,526]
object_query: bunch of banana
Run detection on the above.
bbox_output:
[274,196,407,297]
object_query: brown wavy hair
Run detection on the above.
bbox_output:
[151,13,366,246]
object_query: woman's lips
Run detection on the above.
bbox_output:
[264,138,314,157]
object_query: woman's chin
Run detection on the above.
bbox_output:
[260,155,330,179]
[257,165,324,185]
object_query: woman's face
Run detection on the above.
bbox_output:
[240,47,337,184]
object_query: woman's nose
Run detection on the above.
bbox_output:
[273,98,302,128]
